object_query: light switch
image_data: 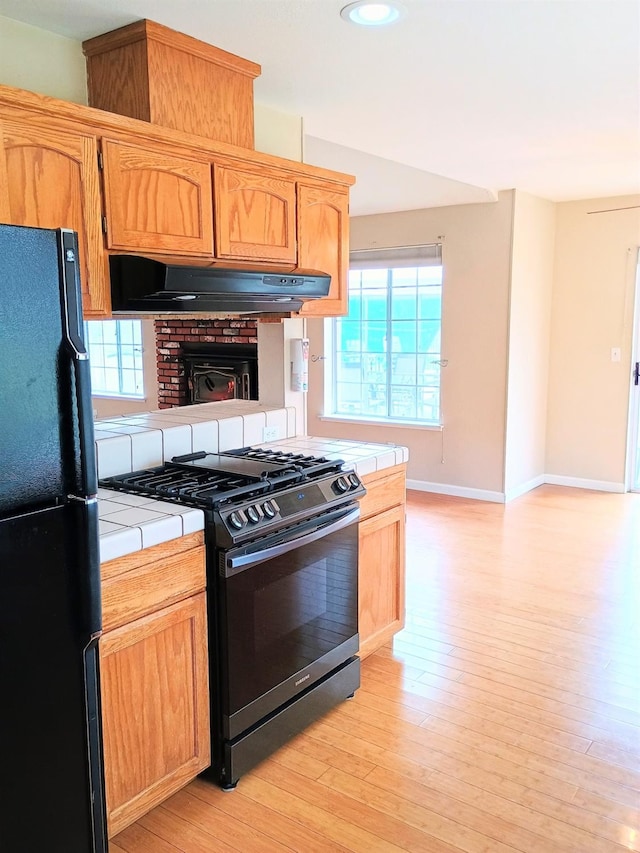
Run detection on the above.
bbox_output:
[611,347,621,362]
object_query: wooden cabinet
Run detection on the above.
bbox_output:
[213,162,297,263]
[101,138,214,256]
[0,84,354,318]
[0,116,109,317]
[358,465,406,658]
[297,183,350,317]
[99,533,209,838]
[83,19,260,149]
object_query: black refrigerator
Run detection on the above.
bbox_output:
[0,223,108,852]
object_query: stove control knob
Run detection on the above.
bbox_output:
[262,500,277,519]
[228,511,245,530]
[246,505,261,524]
[348,473,360,489]
[334,476,350,493]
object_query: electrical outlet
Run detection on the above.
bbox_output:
[262,426,279,443]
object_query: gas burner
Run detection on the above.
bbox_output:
[100,446,365,543]
[100,462,272,508]
[223,446,344,479]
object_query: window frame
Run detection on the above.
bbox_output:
[83,319,146,400]
[327,244,443,428]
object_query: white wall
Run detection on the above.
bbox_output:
[546,196,640,489]
[504,191,556,498]
[0,15,88,103]
[258,318,307,435]
[254,103,302,162]
[307,192,515,499]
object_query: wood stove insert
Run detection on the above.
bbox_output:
[181,342,258,404]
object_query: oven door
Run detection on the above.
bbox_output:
[215,504,360,740]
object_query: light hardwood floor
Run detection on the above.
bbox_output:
[112,485,640,852]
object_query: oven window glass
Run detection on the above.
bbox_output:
[221,522,358,716]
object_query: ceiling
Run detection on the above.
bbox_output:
[1,0,638,216]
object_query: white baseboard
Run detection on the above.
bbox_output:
[407,474,626,503]
[543,475,625,493]
[504,475,546,503]
[406,479,505,503]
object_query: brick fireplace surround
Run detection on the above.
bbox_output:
[154,319,258,408]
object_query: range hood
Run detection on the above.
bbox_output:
[109,255,331,315]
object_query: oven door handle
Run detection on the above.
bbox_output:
[224,505,360,577]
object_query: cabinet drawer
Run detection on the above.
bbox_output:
[102,543,205,631]
[359,465,406,521]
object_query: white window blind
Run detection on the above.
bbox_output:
[349,243,442,269]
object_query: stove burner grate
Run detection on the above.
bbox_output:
[100,447,354,512]
[224,447,344,480]
[101,463,274,508]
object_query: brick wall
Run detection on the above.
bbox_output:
[154,319,258,408]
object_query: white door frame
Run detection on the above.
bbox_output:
[626,249,640,491]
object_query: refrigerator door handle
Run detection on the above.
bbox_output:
[68,496,103,639]
[58,229,98,498]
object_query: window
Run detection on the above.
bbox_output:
[331,244,442,424]
[84,319,145,398]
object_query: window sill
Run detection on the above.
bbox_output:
[319,414,442,431]
[91,394,146,401]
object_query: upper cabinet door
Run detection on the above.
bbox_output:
[101,138,214,256]
[213,163,296,263]
[0,117,109,318]
[297,184,349,317]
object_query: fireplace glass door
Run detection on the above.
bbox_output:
[191,364,250,403]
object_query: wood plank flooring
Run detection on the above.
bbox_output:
[112,485,640,852]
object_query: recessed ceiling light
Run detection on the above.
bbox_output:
[340,1,406,27]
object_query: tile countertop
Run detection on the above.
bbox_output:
[96,400,408,564]
[98,490,206,564]
[255,436,408,477]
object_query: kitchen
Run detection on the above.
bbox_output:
[0,13,409,851]
[1,6,639,499]
[1,6,640,852]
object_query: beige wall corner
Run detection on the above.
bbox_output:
[504,190,556,498]
[546,196,640,487]
[306,193,513,494]
[254,103,303,161]
[0,15,87,104]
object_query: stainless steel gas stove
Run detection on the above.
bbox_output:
[101,446,364,789]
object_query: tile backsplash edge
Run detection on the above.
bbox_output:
[94,405,297,479]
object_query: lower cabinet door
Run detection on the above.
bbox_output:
[358,504,406,658]
[100,593,210,838]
